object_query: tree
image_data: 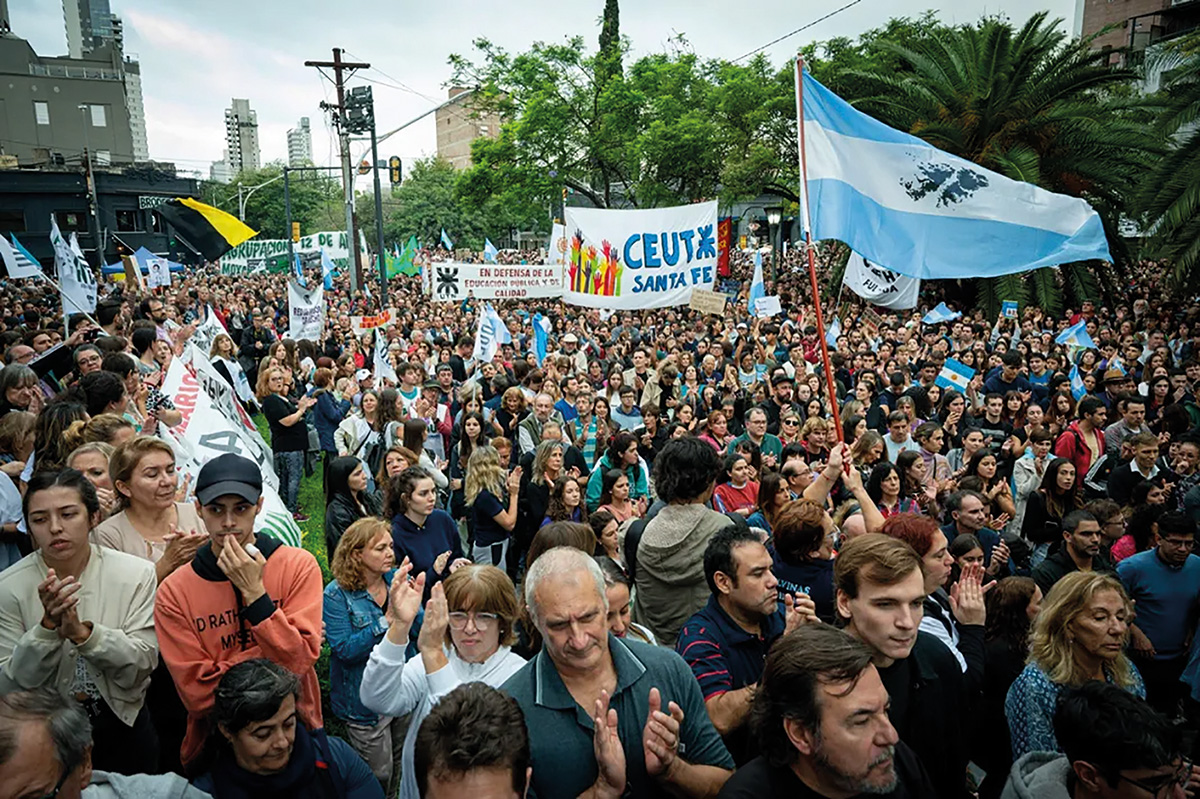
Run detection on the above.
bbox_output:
[1138,32,1200,290]
[840,13,1159,316]
[202,163,343,240]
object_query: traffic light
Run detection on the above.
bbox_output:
[388,156,402,186]
[345,86,374,134]
[292,222,300,242]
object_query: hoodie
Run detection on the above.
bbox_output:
[84,771,212,799]
[1000,752,1072,799]
[154,533,324,766]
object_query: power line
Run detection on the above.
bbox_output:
[732,0,867,62]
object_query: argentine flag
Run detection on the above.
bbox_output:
[798,68,1111,279]
[484,239,498,263]
[293,252,306,288]
[1,235,44,279]
[748,251,766,317]
[922,302,962,325]
[320,248,337,290]
[440,228,454,251]
[1069,363,1088,400]
[1055,320,1095,350]
[533,313,551,364]
[935,358,975,393]
[825,316,842,347]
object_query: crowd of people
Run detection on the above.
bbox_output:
[0,241,1197,799]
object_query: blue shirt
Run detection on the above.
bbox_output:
[390,509,463,588]
[1118,550,1200,659]
[554,398,579,423]
[471,488,508,546]
[502,634,733,799]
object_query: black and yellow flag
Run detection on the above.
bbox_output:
[157,198,258,262]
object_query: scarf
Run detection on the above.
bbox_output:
[205,725,338,799]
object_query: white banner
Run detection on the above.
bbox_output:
[842,250,922,310]
[563,201,717,309]
[220,230,349,275]
[429,261,563,302]
[51,221,97,315]
[287,280,323,342]
[159,355,301,547]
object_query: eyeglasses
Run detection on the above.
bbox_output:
[1117,760,1191,797]
[1161,538,1195,550]
[35,763,72,799]
[448,611,500,630]
[782,419,799,427]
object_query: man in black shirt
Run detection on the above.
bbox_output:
[832,534,976,799]
[716,625,934,799]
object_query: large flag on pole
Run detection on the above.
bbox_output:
[472,304,511,364]
[50,217,97,314]
[440,228,454,251]
[922,302,962,324]
[156,198,257,261]
[748,251,766,314]
[483,238,498,264]
[797,67,1111,279]
[1055,320,1096,350]
[0,235,43,279]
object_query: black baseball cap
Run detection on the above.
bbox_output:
[195,453,262,505]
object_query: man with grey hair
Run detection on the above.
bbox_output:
[518,393,564,454]
[0,688,211,798]
[502,546,734,799]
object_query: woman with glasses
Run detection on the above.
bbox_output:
[359,563,525,799]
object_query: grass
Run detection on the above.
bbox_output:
[253,414,344,738]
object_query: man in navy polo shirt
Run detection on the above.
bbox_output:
[1117,512,1200,716]
[675,526,818,765]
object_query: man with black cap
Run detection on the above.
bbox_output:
[414,379,452,462]
[154,453,324,771]
[759,371,800,436]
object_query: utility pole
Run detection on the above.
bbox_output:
[304,48,369,292]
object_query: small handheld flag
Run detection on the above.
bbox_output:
[825,316,842,347]
[440,228,454,251]
[935,358,975,392]
[484,239,498,264]
[1069,364,1087,400]
[1055,320,1096,350]
[922,302,962,325]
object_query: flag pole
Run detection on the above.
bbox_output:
[795,57,844,443]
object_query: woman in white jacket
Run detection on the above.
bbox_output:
[0,468,158,775]
[360,561,525,799]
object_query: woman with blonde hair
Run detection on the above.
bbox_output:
[61,413,137,452]
[1005,571,1144,758]
[0,410,35,480]
[322,517,405,791]
[208,332,255,409]
[359,562,526,799]
[66,441,117,517]
[93,436,207,583]
[465,445,522,567]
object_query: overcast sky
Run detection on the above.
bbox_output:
[10,0,1079,178]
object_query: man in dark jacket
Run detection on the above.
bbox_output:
[239,309,275,387]
[1032,510,1116,596]
[834,534,976,799]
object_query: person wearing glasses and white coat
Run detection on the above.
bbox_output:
[358,562,525,799]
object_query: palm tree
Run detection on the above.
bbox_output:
[841,12,1159,317]
[1139,32,1200,290]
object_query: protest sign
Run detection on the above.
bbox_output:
[689,288,728,316]
[563,201,718,309]
[220,230,349,275]
[429,262,563,302]
[146,257,171,288]
[288,280,323,341]
[843,251,920,309]
[754,295,783,317]
[350,309,393,334]
[1002,300,1019,319]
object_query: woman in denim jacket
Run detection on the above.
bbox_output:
[323,517,413,796]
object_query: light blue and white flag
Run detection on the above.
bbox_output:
[1110,359,1126,376]
[797,68,1111,279]
[922,302,961,324]
[533,313,551,364]
[293,252,306,288]
[825,316,842,347]
[374,330,397,384]
[473,303,511,363]
[1069,363,1087,400]
[748,251,766,316]
[1,235,44,279]
[320,248,337,290]
[1055,320,1095,350]
[935,358,975,392]
[484,238,498,264]
[440,228,454,251]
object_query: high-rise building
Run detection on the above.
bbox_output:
[1077,0,1200,70]
[224,98,260,177]
[210,151,233,184]
[435,87,502,170]
[287,117,312,167]
[61,1,149,161]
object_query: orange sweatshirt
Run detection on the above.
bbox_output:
[154,533,324,766]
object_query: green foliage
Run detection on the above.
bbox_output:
[1138,32,1200,289]
[202,163,344,240]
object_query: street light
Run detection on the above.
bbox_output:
[237,173,286,221]
[765,206,782,283]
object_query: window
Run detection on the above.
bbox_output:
[54,212,86,232]
[115,210,141,232]
[89,104,106,127]
[34,101,49,125]
[0,210,26,235]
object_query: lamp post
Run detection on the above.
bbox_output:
[765,206,782,284]
[237,172,286,221]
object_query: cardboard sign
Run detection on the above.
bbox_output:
[689,288,729,316]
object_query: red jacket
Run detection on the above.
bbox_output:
[1053,421,1106,488]
[154,534,324,765]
